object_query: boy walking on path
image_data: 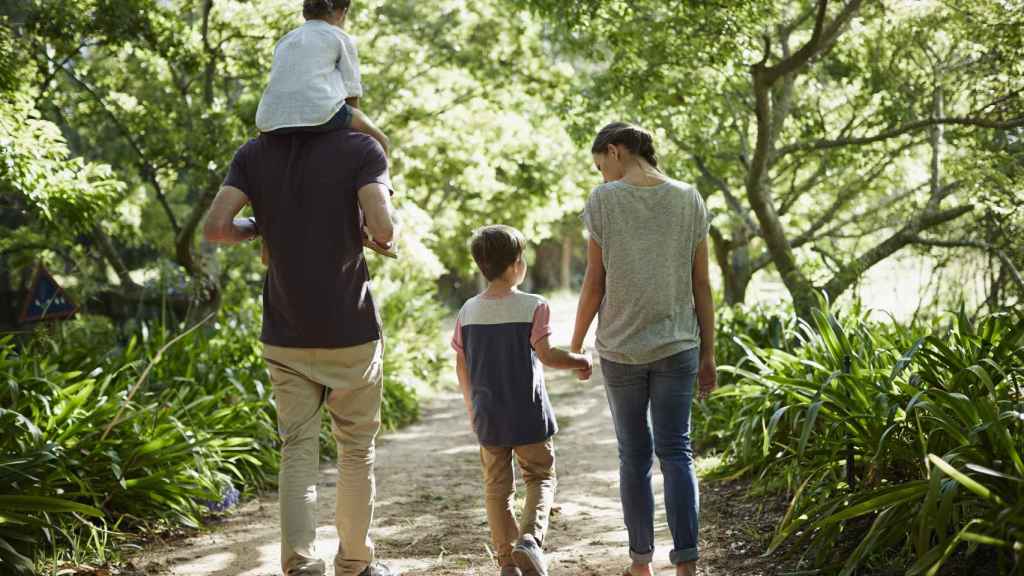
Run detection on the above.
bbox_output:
[451,225,592,576]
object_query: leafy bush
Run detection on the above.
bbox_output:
[371,205,448,430]
[0,222,450,572]
[705,305,1024,574]
[0,311,278,575]
[693,301,794,452]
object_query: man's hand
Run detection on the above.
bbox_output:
[698,354,717,400]
[362,227,398,258]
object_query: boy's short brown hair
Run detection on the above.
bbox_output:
[471,225,526,281]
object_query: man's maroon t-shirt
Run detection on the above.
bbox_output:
[223,129,390,348]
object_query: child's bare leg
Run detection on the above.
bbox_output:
[349,107,390,155]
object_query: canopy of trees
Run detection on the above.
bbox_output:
[521,0,1023,317]
[1,0,1021,323]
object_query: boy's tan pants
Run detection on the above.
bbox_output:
[264,340,383,576]
[479,440,557,567]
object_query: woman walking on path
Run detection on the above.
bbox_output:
[570,122,718,576]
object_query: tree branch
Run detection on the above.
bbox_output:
[762,0,864,83]
[93,226,140,290]
[692,155,759,236]
[821,204,974,300]
[53,60,182,236]
[909,236,1024,294]
[778,157,828,216]
[175,183,219,278]
[777,115,1024,156]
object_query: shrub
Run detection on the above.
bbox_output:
[706,305,1024,574]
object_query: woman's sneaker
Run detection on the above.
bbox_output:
[511,534,547,576]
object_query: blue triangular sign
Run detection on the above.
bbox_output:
[19,265,78,324]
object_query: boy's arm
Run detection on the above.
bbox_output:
[534,336,592,371]
[455,351,474,423]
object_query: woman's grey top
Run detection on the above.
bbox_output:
[583,178,709,365]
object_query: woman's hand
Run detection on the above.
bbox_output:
[697,354,717,400]
[575,350,593,381]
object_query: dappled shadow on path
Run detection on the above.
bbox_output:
[134,368,784,576]
[132,292,784,575]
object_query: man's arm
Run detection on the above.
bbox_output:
[693,239,717,399]
[203,185,257,244]
[357,182,395,246]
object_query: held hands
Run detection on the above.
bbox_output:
[698,353,718,400]
[575,349,593,381]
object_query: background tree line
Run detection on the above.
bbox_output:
[0,0,1021,573]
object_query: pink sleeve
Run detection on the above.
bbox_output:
[530,302,553,346]
[451,318,464,353]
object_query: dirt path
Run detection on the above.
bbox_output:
[134,296,779,576]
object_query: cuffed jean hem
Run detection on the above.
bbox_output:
[670,547,699,565]
[629,548,655,564]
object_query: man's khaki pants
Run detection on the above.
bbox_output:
[264,340,384,576]
[480,440,556,567]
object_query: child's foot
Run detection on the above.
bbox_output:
[499,566,522,576]
[511,534,547,576]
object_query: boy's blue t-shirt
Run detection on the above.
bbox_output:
[452,291,557,447]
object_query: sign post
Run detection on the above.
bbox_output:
[18,265,78,324]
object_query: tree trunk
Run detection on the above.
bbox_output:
[748,66,819,319]
[712,225,753,306]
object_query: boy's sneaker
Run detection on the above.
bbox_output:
[500,566,523,576]
[512,534,547,576]
[357,563,397,576]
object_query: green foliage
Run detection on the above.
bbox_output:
[359,0,591,272]
[368,205,447,430]
[520,0,1024,311]
[0,0,593,304]
[0,310,277,573]
[693,301,795,451]
[0,261,444,571]
[0,92,124,236]
[704,305,1024,573]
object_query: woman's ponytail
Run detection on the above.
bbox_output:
[303,0,351,20]
[591,122,659,169]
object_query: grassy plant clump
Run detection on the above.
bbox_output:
[1,259,446,573]
[705,304,1023,575]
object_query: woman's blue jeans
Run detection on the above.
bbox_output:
[601,348,700,565]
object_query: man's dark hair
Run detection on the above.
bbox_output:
[303,0,351,20]
[591,122,659,168]
[471,225,526,282]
